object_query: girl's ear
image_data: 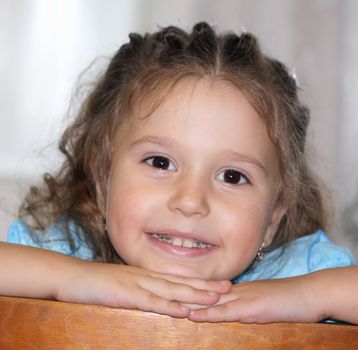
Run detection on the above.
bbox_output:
[263,204,286,246]
[95,179,107,218]
[96,184,106,213]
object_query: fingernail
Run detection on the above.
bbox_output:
[221,280,232,286]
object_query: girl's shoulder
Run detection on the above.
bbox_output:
[294,230,356,272]
[234,230,356,283]
[7,219,94,260]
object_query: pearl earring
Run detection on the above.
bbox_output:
[256,242,266,261]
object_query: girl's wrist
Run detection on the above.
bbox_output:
[301,269,337,321]
[50,254,89,301]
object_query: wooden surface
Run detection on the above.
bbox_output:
[0,296,357,349]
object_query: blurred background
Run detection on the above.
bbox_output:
[0,0,357,257]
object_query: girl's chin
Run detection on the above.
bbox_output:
[151,264,209,279]
[150,263,240,281]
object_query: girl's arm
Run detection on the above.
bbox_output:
[188,266,358,324]
[0,242,231,317]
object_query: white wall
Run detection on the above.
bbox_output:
[1,0,357,256]
[0,0,142,177]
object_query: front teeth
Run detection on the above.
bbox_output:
[152,233,210,249]
[182,240,193,248]
[172,237,183,246]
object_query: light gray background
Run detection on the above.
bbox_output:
[1,0,357,256]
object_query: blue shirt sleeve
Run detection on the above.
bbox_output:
[7,220,40,247]
[7,219,94,260]
[307,230,355,271]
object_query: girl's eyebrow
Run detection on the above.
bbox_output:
[220,150,267,175]
[128,136,176,149]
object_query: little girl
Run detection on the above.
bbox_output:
[1,22,356,323]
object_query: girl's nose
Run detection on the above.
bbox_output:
[167,175,210,217]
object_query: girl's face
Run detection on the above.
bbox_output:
[106,78,280,280]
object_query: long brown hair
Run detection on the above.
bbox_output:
[19,22,327,262]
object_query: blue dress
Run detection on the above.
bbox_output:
[7,220,356,283]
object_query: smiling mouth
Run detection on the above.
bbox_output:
[149,233,213,249]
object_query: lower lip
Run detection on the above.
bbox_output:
[146,234,216,258]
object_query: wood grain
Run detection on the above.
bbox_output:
[0,296,357,349]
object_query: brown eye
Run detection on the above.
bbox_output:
[216,169,248,185]
[144,156,176,171]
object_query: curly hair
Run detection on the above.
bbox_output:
[19,22,327,262]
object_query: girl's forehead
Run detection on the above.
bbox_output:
[131,78,266,134]
[131,77,253,123]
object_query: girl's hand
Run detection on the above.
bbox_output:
[56,260,232,318]
[188,276,326,323]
